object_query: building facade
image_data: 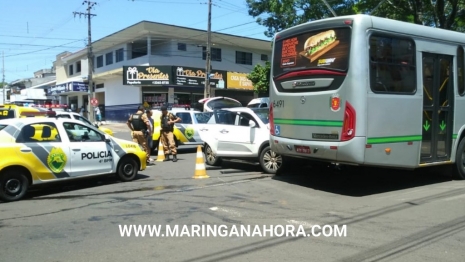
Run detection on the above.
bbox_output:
[52,21,271,122]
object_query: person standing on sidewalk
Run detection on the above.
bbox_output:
[127,105,153,164]
[95,106,102,125]
[160,105,181,162]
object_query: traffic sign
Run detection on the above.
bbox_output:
[91,98,99,107]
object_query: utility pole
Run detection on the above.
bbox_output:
[74,1,96,122]
[204,0,212,99]
[2,51,5,104]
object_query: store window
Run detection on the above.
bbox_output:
[174,94,191,106]
[143,93,167,108]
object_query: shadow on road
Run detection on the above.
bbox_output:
[272,163,455,197]
[19,174,151,201]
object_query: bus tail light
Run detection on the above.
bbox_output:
[270,104,275,135]
[341,102,356,141]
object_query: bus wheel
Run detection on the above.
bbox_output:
[454,138,465,180]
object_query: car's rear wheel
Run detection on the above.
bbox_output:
[117,157,139,182]
[204,144,222,166]
[0,169,29,202]
[259,146,282,174]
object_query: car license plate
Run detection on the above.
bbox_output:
[295,145,311,154]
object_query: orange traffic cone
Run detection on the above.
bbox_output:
[156,139,165,162]
[193,145,209,179]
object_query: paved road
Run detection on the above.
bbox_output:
[1,128,464,261]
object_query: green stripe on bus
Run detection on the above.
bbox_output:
[453,134,458,139]
[367,135,422,144]
[274,118,343,127]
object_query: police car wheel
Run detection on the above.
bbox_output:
[117,157,139,182]
[204,144,222,166]
[259,146,282,174]
[0,171,29,202]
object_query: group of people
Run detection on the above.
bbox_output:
[127,105,181,165]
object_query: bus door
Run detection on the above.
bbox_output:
[421,53,454,163]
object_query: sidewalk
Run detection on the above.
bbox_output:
[99,122,128,133]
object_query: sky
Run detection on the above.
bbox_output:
[0,0,270,83]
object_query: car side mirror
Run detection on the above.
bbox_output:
[94,123,99,128]
[104,134,111,143]
[249,120,257,127]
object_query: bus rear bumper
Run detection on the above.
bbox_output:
[270,136,366,164]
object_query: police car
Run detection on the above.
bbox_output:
[150,108,213,152]
[49,110,114,136]
[0,117,147,202]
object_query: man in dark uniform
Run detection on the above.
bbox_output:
[127,105,152,164]
[160,105,181,162]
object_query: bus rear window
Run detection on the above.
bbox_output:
[273,27,351,77]
[0,109,15,119]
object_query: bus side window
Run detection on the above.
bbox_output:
[369,35,416,94]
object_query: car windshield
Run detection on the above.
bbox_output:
[0,124,7,131]
[251,108,270,124]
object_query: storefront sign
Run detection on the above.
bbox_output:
[46,82,89,96]
[47,84,66,96]
[173,66,226,88]
[226,72,254,90]
[123,66,171,85]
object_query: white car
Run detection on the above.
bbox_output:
[197,107,283,174]
[196,97,242,112]
[247,97,269,108]
[36,109,114,136]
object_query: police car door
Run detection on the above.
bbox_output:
[62,122,113,176]
[16,122,72,181]
[175,112,198,144]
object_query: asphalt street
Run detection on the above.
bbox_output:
[1,126,464,262]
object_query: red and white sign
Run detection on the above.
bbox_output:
[91,98,99,107]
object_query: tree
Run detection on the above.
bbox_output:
[0,82,6,89]
[246,0,465,35]
[247,61,271,94]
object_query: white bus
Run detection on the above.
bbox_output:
[269,14,465,179]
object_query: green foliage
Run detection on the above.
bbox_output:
[247,61,271,94]
[246,0,465,34]
[0,82,6,89]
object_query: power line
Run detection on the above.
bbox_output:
[0,35,83,41]
[4,40,83,58]
[0,42,84,48]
